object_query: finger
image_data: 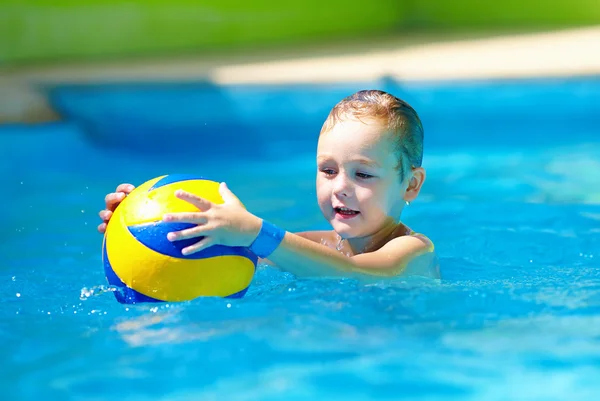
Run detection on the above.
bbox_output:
[174,190,213,211]
[116,183,135,194]
[167,224,211,242]
[97,222,107,234]
[105,192,126,211]
[99,209,113,222]
[182,237,216,256]
[219,182,242,205]
[163,212,208,224]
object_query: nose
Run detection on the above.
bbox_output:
[332,173,352,197]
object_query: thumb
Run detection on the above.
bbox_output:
[219,182,242,205]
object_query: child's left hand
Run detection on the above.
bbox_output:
[163,183,262,255]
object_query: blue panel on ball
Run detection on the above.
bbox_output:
[103,236,164,305]
[149,174,211,191]
[226,286,249,299]
[103,238,125,288]
[116,287,164,305]
[128,221,259,265]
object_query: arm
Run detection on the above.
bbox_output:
[267,231,435,279]
[295,230,330,243]
[162,184,436,279]
[255,230,326,267]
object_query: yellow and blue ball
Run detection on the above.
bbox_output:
[102,174,257,304]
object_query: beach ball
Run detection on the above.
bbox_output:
[102,174,257,304]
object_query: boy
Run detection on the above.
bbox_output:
[98,90,440,279]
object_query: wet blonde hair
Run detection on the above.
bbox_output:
[320,89,424,181]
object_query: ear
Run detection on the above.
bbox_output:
[403,167,426,203]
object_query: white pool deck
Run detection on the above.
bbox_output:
[1,26,599,122]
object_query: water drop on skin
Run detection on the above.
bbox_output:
[336,236,345,251]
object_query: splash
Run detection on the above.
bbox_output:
[79,285,118,300]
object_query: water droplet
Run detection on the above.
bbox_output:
[81,210,85,213]
[226,303,231,308]
[336,236,345,251]
[11,276,15,281]
[16,293,20,298]
[80,285,117,300]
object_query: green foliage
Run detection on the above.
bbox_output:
[403,0,600,29]
[0,0,403,63]
[1,0,598,64]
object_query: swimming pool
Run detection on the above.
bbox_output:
[3,77,599,400]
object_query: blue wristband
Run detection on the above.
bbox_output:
[249,220,285,258]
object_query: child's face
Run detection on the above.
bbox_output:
[316,117,408,239]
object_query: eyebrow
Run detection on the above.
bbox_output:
[352,157,381,168]
[317,155,381,168]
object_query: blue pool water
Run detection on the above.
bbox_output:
[2,77,600,400]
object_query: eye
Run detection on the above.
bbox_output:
[356,172,374,179]
[320,168,336,176]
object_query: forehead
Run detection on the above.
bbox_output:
[317,118,395,161]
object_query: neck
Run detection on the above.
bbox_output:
[341,218,408,255]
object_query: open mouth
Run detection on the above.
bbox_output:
[334,207,360,217]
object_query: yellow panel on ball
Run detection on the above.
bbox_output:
[118,175,224,226]
[102,174,257,304]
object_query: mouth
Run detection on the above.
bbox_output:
[334,206,360,219]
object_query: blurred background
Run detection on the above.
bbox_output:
[1,0,600,123]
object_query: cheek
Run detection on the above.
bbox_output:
[316,175,330,206]
[380,181,404,212]
[355,185,377,205]
[357,183,393,211]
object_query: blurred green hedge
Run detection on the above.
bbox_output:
[2,0,599,64]
[402,0,600,29]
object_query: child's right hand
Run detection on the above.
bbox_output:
[97,183,135,234]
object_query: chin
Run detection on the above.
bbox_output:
[330,220,363,239]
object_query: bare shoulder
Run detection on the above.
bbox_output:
[390,232,434,252]
[352,233,438,279]
[387,233,439,279]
